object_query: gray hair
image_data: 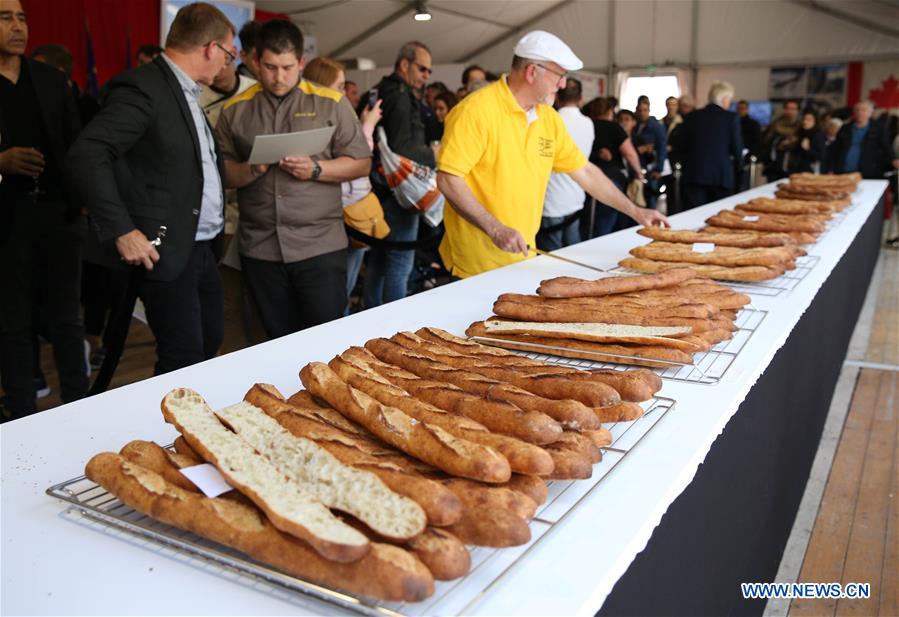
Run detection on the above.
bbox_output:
[854,99,874,112]
[708,80,735,106]
[827,117,844,130]
[678,93,695,109]
[394,41,430,70]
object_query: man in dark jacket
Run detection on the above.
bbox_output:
[632,98,667,211]
[364,40,435,308]
[66,2,235,376]
[825,100,892,179]
[679,81,743,210]
[0,0,86,421]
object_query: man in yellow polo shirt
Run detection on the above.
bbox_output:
[437,31,669,278]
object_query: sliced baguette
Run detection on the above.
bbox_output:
[161,388,370,563]
[214,401,426,542]
[85,453,434,602]
[482,320,696,349]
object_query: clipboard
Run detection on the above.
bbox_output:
[247,125,336,164]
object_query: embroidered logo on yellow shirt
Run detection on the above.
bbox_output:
[294,112,317,118]
[537,137,554,158]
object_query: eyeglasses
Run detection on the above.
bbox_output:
[211,41,236,65]
[412,61,432,76]
[534,62,567,82]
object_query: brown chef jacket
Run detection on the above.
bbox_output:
[216,80,371,263]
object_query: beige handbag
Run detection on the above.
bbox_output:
[626,178,646,208]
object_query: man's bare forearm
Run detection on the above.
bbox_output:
[436,171,501,235]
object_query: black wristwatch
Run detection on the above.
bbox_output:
[311,161,322,180]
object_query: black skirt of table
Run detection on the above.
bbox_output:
[598,192,886,617]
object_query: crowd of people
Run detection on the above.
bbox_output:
[1,0,897,422]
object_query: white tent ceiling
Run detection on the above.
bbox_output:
[255,0,899,72]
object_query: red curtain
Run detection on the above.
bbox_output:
[23,1,288,91]
[24,0,159,90]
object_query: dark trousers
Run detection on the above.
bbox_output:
[82,260,129,342]
[682,183,733,211]
[0,197,88,418]
[139,241,223,376]
[241,248,347,340]
[581,170,626,239]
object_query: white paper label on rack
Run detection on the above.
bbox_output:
[692,242,716,253]
[742,215,760,222]
[179,464,232,497]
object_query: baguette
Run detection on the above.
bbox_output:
[739,198,837,215]
[537,268,696,297]
[497,293,718,320]
[119,440,201,492]
[389,331,607,426]
[173,435,201,460]
[636,226,795,247]
[543,434,596,480]
[594,401,645,423]
[702,225,819,245]
[492,300,715,332]
[582,428,614,448]
[330,353,555,476]
[416,327,661,401]
[705,210,826,233]
[587,369,662,402]
[618,257,785,282]
[630,241,800,267]
[300,362,512,484]
[466,321,693,368]
[213,401,427,541]
[480,320,699,352]
[405,527,471,581]
[442,478,539,520]
[244,383,463,527]
[444,487,532,548]
[85,453,434,602]
[161,388,370,563]
[504,474,549,505]
[361,340,564,444]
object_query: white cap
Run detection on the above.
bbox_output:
[513,30,583,72]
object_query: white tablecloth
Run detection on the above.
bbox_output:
[0,180,887,616]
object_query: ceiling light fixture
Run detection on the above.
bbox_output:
[414,1,431,21]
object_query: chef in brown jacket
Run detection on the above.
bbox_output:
[216,20,370,338]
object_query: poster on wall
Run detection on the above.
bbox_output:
[769,63,847,115]
[769,67,807,99]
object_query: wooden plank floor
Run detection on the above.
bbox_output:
[790,247,899,617]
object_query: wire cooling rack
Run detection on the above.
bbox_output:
[471,306,766,385]
[607,254,820,297]
[47,394,675,616]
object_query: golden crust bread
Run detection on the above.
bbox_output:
[537,268,696,297]
[85,452,435,602]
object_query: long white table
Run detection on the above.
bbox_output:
[1,180,887,616]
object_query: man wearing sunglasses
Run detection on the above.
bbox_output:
[67,3,235,375]
[437,30,669,278]
[364,41,435,308]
